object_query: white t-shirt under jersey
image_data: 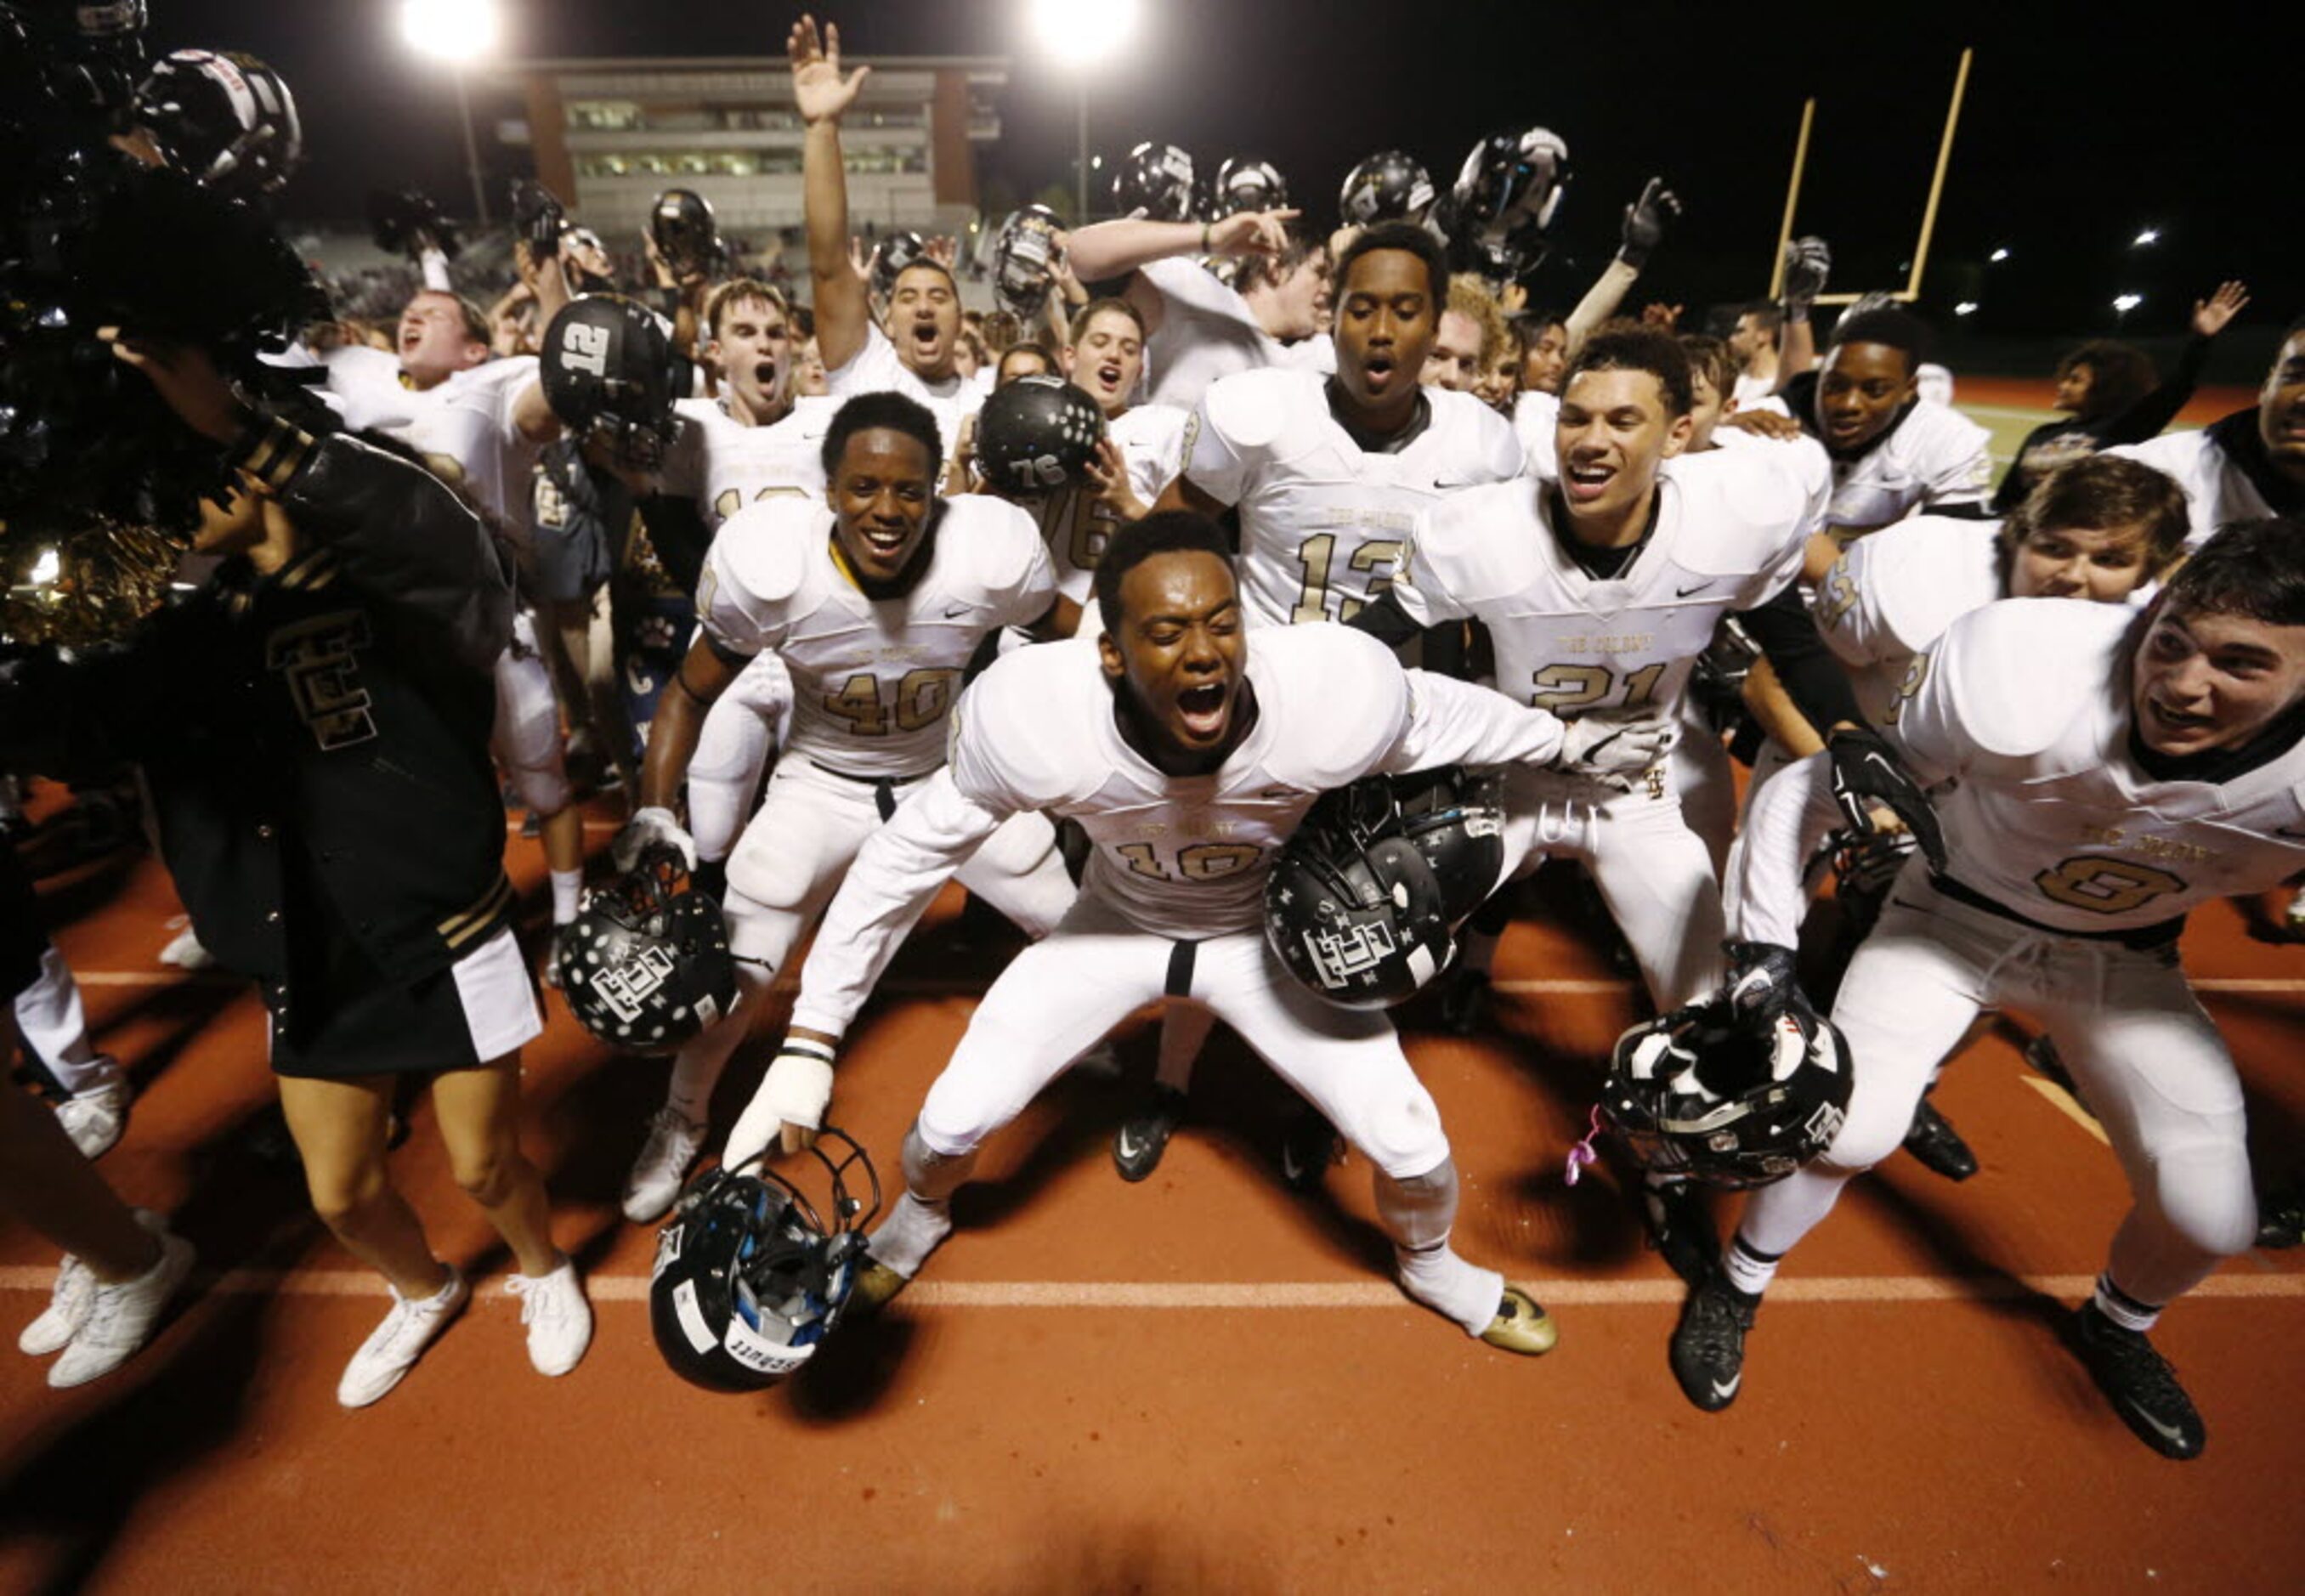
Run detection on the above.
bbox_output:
[696,495,1056,778]
[1186,366,1525,627]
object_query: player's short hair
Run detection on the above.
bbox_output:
[2001,455,2191,576]
[703,277,790,339]
[1736,301,1785,341]
[1334,222,1447,306]
[1828,308,1933,375]
[1095,511,1237,637]
[1068,296,1147,347]
[1444,273,1508,363]
[412,288,490,348]
[2160,517,2305,629]
[1232,222,1328,297]
[2053,338,2156,420]
[820,390,944,486]
[890,258,961,299]
[1562,325,1695,417]
[1679,334,1740,405]
[994,342,1054,385]
[1512,308,1568,342]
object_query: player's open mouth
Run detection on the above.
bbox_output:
[1176,681,1229,739]
[911,323,941,348]
[1096,362,1124,391]
[2144,695,2214,734]
[1824,414,1868,443]
[1562,460,1616,501]
[860,524,911,558]
[753,360,778,388]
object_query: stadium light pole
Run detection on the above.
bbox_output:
[1028,0,1141,224]
[400,0,503,226]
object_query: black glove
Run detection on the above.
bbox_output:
[1826,726,1947,874]
[1781,235,1831,307]
[1722,940,1814,1027]
[1617,178,1680,270]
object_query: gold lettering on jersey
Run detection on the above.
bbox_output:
[1304,508,1417,533]
[265,610,377,751]
[2076,824,2212,864]
[2079,824,2125,846]
[1552,634,1656,656]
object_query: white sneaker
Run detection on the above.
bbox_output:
[48,1223,196,1389]
[56,1077,132,1160]
[24,1208,168,1357]
[157,922,214,970]
[336,1267,468,1409]
[622,1107,708,1223]
[506,1255,592,1377]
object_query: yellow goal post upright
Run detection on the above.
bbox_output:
[1767,48,1974,307]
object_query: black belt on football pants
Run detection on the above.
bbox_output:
[1924,873,2185,952]
[814,761,937,822]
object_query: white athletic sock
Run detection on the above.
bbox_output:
[550,868,584,926]
[1721,1232,1781,1298]
[661,967,771,1122]
[1395,1242,1504,1337]
[2092,1273,2161,1333]
[866,1191,953,1279]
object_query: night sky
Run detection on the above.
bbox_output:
[161,1,2298,359]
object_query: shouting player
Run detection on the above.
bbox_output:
[1677,518,2305,1460]
[719,512,1673,1352]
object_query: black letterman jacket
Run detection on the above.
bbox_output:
[38,421,518,993]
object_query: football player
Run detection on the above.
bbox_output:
[790,19,977,433]
[2111,313,2305,548]
[1063,205,1329,412]
[609,392,1082,1221]
[1678,518,2305,1460]
[718,512,1674,1352]
[1156,224,1523,631]
[1725,301,1787,410]
[1420,274,1508,394]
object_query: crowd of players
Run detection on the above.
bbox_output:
[6,8,2305,1467]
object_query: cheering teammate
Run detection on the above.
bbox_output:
[611,393,1081,1220]
[721,512,1673,1351]
[1678,518,2305,1460]
[2112,315,2305,547]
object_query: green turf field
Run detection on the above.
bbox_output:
[1953,401,2205,473]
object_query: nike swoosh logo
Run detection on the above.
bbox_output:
[1712,1374,1741,1401]
[1258,787,1296,800]
[943,604,972,619]
[2121,1395,2189,1446]
[1116,1130,1145,1157]
[1676,581,1713,597]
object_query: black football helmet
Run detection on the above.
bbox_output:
[131,48,301,200]
[366,186,459,261]
[1111,140,1196,222]
[1440,127,1570,283]
[990,203,1063,317]
[649,1129,882,1391]
[1600,999,1854,1189]
[554,846,737,1054]
[973,374,1105,498]
[1210,156,1287,218]
[648,186,722,279]
[1339,150,1436,228]
[1266,773,1474,1010]
[540,295,682,471]
[869,230,931,299]
[1386,766,1506,925]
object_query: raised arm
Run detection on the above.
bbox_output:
[790,15,875,374]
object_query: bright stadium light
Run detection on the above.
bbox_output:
[2113,293,2144,313]
[2132,227,2161,246]
[1954,301,1979,317]
[1989,246,2010,263]
[399,0,502,224]
[1029,0,1142,224]
[399,0,500,63]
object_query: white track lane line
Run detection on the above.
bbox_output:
[0,1268,2295,1306]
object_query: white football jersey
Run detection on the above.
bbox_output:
[2110,427,2275,550]
[824,321,979,438]
[698,496,1056,778]
[1730,371,1778,410]
[1140,256,1287,412]
[320,347,541,531]
[1882,598,2305,931]
[1812,514,2004,723]
[1186,367,1525,627]
[1512,388,1560,480]
[1821,399,1992,533]
[1396,444,1812,748]
[1029,402,1192,603]
[943,625,1567,940]
[660,395,836,532]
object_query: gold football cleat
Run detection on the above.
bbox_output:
[1480,1285,1559,1355]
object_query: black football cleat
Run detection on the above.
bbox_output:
[1437,965,1492,1036]
[1669,1270,1758,1413]
[2255,1183,2303,1250]
[1112,1084,1186,1183]
[2023,1034,2087,1110]
[1901,1095,1979,1182]
[1277,1102,1344,1192]
[2067,1302,2205,1460]
[1642,1180,1720,1288]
